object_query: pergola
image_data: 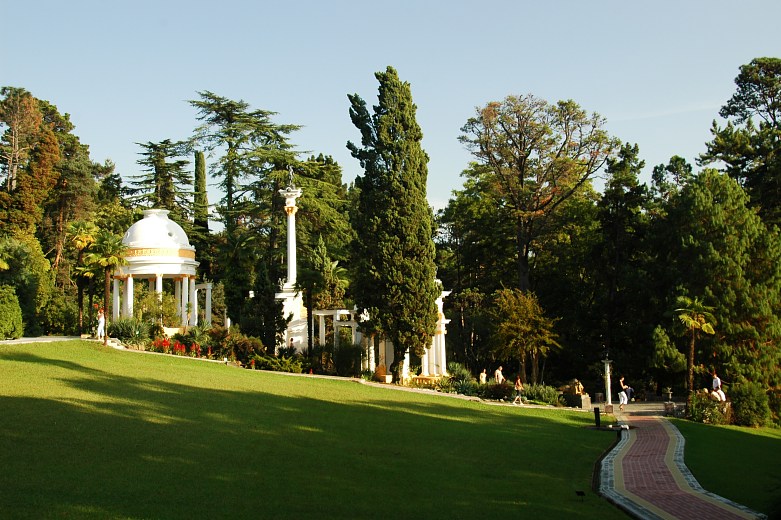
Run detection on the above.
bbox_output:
[113,209,212,327]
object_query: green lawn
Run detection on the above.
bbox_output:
[674,418,781,516]
[0,341,626,519]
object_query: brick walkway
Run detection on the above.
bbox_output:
[599,410,765,519]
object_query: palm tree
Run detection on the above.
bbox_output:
[85,230,127,345]
[674,295,716,396]
[67,220,98,334]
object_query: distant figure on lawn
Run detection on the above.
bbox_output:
[712,370,727,401]
[479,369,487,385]
[494,366,504,384]
[96,309,105,340]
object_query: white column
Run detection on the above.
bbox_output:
[204,283,213,325]
[175,278,181,318]
[155,274,163,299]
[318,314,326,346]
[278,186,302,288]
[421,348,430,376]
[181,276,189,327]
[403,350,410,380]
[188,279,197,326]
[112,277,120,320]
[368,335,376,371]
[287,208,297,286]
[125,275,134,318]
[121,277,130,318]
[437,334,447,375]
[191,287,199,327]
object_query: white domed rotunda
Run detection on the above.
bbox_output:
[112,209,212,327]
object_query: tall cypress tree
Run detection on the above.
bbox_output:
[191,150,211,278]
[347,66,439,380]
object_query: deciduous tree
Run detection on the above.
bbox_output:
[459,94,617,292]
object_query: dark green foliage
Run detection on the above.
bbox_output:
[333,343,363,377]
[0,233,53,336]
[523,384,562,406]
[348,66,439,380]
[225,331,264,365]
[251,353,304,373]
[730,381,771,427]
[687,390,732,425]
[481,383,514,401]
[107,317,150,345]
[191,150,211,278]
[767,388,781,427]
[701,58,781,227]
[40,285,78,335]
[663,170,781,387]
[0,285,23,339]
[130,139,192,224]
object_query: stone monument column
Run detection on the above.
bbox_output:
[280,186,303,288]
[275,169,306,351]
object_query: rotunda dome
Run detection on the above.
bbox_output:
[123,209,193,250]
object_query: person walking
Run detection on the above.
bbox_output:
[494,366,505,384]
[513,375,524,405]
[96,309,105,341]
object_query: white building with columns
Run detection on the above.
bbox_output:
[275,176,450,378]
[113,209,212,327]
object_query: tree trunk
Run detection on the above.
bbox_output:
[687,330,696,395]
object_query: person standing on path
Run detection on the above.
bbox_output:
[96,309,105,340]
[494,366,505,384]
[618,376,629,411]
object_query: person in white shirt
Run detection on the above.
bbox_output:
[712,370,726,401]
[494,366,505,384]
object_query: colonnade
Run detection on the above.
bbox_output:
[112,274,212,327]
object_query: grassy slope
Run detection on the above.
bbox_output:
[0,341,626,519]
[673,418,781,515]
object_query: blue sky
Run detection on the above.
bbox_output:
[3,0,780,210]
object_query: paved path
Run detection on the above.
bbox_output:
[599,406,765,519]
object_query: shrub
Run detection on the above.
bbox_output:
[447,362,475,385]
[0,285,23,339]
[40,286,78,335]
[251,354,303,373]
[108,317,150,345]
[226,333,264,366]
[453,378,478,396]
[523,383,561,406]
[481,383,513,401]
[730,381,770,427]
[333,343,363,377]
[768,387,781,427]
[435,377,454,394]
[687,390,731,425]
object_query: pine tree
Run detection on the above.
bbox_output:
[347,66,439,380]
[664,169,781,387]
[130,139,191,222]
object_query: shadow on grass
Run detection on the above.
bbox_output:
[0,347,625,520]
